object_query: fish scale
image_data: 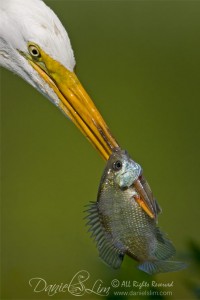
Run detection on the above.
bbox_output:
[86,148,186,274]
[112,195,155,260]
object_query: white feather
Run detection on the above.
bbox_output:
[0,0,76,106]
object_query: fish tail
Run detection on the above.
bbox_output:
[138,260,187,275]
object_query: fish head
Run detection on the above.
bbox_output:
[105,148,142,189]
[99,148,159,220]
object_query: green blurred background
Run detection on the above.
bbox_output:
[1,0,200,299]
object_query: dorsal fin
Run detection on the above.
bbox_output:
[85,202,124,269]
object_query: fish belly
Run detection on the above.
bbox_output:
[98,188,157,262]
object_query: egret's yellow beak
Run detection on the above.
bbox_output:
[25,44,118,160]
[21,42,156,219]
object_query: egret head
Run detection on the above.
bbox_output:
[0,0,118,159]
[0,0,75,98]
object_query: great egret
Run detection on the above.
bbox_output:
[0,0,120,159]
[0,0,155,219]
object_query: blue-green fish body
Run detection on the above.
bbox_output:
[86,148,186,275]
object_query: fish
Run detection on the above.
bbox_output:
[86,148,186,275]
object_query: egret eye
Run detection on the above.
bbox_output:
[113,160,122,171]
[28,44,41,58]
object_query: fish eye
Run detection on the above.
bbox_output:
[113,160,122,171]
[28,44,41,58]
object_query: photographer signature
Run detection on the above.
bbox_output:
[29,270,110,297]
